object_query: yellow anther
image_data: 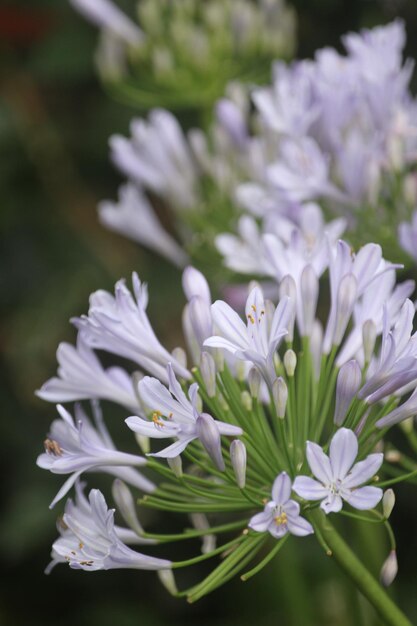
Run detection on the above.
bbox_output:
[251,304,257,313]
[152,413,165,428]
[247,314,255,324]
[274,512,288,526]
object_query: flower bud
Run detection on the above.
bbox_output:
[190,513,216,554]
[334,360,361,425]
[380,550,398,587]
[283,349,297,377]
[182,266,211,304]
[230,440,247,488]
[216,98,247,148]
[112,479,144,536]
[363,319,377,363]
[382,489,395,519]
[134,432,150,454]
[279,275,296,341]
[241,390,252,411]
[189,296,213,346]
[272,377,288,418]
[200,351,216,397]
[248,367,261,398]
[157,569,178,595]
[172,347,187,370]
[300,264,318,336]
[196,413,225,471]
[333,274,357,346]
[167,455,183,478]
[310,319,323,379]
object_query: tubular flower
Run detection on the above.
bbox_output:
[37,254,417,610]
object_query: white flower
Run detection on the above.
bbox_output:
[293,428,383,513]
[47,487,170,573]
[73,272,190,383]
[98,183,188,268]
[37,404,154,508]
[249,472,313,538]
[126,365,242,468]
[36,333,139,412]
[204,285,292,386]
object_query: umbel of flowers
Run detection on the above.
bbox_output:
[70,0,295,110]
[37,227,417,625]
[95,20,417,273]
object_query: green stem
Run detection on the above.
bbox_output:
[309,510,411,626]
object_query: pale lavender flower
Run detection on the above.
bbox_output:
[36,333,139,412]
[37,404,154,508]
[398,211,417,262]
[359,300,417,404]
[47,486,170,573]
[204,286,292,386]
[126,365,242,465]
[73,272,190,383]
[333,360,362,426]
[182,267,213,361]
[215,98,248,148]
[253,61,318,137]
[293,428,383,513]
[70,0,143,45]
[249,472,313,538]
[110,110,198,210]
[98,183,188,267]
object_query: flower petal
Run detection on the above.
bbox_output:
[271,471,292,505]
[343,453,383,489]
[344,486,383,510]
[305,442,333,484]
[329,428,358,480]
[293,476,328,500]
[249,505,274,532]
[286,514,314,537]
[320,494,343,514]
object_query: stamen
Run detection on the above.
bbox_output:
[44,438,62,456]
[274,512,288,526]
[152,412,165,428]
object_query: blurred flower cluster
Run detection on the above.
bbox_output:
[72,0,296,109]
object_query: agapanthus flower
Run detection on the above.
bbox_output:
[37,404,154,508]
[37,243,417,621]
[48,485,170,573]
[293,429,383,513]
[249,472,313,537]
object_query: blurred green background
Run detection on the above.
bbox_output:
[1,1,417,625]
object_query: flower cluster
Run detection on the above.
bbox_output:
[71,0,295,108]
[37,233,417,600]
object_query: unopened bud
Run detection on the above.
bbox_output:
[182,266,211,304]
[310,319,323,379]
[235,360,247,382]
[200,351,216,397]
[272,377,288,418]
[334,360,362,425]
[189,296,213,346]
[230,440,247,488]
[363,319,377,363]
[382,489,395,519]
[167,455,183,478]
[112,479,144,536]
[158,569,178,595]
[241,390,252,411]
[196,413,225,471]
[380,550,398,587]
[248,367,261,398]
[333,274,357,346]
[134,432,150,454]
[279,275,296,342]
[300,265,318,336]
[190,513,216,554]
[172,347,187,370]
[284,349,297,377]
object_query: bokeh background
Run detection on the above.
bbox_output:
[1,1,417,625]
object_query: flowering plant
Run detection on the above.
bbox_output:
[37,233,417,624]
